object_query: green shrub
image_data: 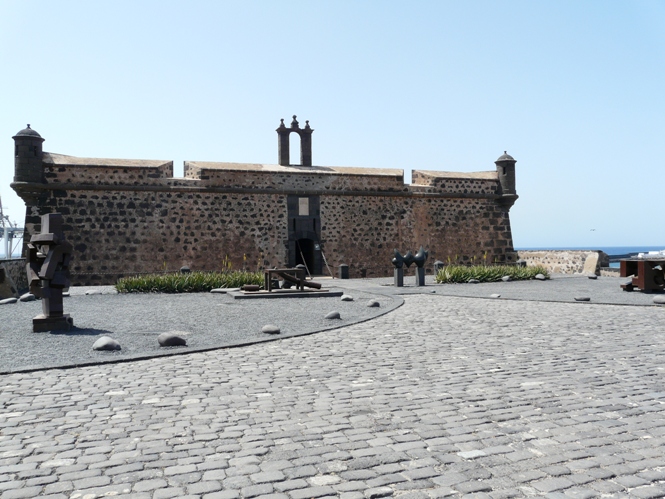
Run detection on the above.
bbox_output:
[115,271,263,293]
[435,264,549,284]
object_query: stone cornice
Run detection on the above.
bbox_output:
[11,181,506,201]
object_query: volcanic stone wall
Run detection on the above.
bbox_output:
[320,195,514,277]
[517,250,610,275]
[0,259,27,295]
[14,152,518,285]
[27,187,288,284]
[43,153,174,185]
[185,161,406,192]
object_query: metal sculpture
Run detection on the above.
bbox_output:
[26,213,73,332]
[392,246,429,286]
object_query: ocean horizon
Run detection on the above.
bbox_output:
[516,246,665,256]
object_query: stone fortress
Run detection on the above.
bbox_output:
[11,118,519,285]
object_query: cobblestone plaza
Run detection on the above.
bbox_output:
[1,283,665,498]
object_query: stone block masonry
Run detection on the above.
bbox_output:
[517,250,610,275]
[11,123,519,284]
[0,259,27,294]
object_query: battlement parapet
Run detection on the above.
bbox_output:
[411,170,499,195]
[43,153,174,186]
[184,161,406,192]
[38,154,503,197]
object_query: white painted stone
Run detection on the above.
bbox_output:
[92,336,121,351]
[582,253,600,276]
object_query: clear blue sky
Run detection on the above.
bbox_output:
[2,1,664,249]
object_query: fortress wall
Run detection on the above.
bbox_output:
[33,187,289,285]
[0,259,28,294]
[186,165,405,191]
[517,250,610,274]
[13,126,518,284]
[44,162,173,185]
[320,195,514,277]
[24,178,516,284]
[411,170,498,194]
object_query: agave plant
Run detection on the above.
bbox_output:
[115,270,263,293]
[436,264,549,284]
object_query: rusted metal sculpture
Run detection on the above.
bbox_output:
[26,213,73,332]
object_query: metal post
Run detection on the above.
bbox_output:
[1,227,8,260]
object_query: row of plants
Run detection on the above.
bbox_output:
[114,264,549,292]
[115,270,263,293]
[435,264,549,284]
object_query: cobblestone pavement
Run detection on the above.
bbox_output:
[1,295,665,498]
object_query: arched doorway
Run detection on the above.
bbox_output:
[295,238,315,274]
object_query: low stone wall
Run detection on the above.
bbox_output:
[0,259,27,295]
[517,250,609,275]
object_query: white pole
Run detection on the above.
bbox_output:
[0,195,6,259]
[1,227,7,260]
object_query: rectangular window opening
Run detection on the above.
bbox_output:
[298,197,309,216]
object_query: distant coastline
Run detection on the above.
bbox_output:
[516,246,664,256]
[515,246,665,269]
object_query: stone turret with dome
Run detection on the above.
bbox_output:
[13,125,45,184]
[495,151,518,207]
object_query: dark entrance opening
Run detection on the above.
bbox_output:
[295,238,315,274]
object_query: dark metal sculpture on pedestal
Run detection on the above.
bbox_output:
[412,246,428,286]
[26,213,74,332]
[392,246,429,287]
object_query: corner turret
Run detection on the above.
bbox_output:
[13,125,45,183]
[495,151,518,208]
